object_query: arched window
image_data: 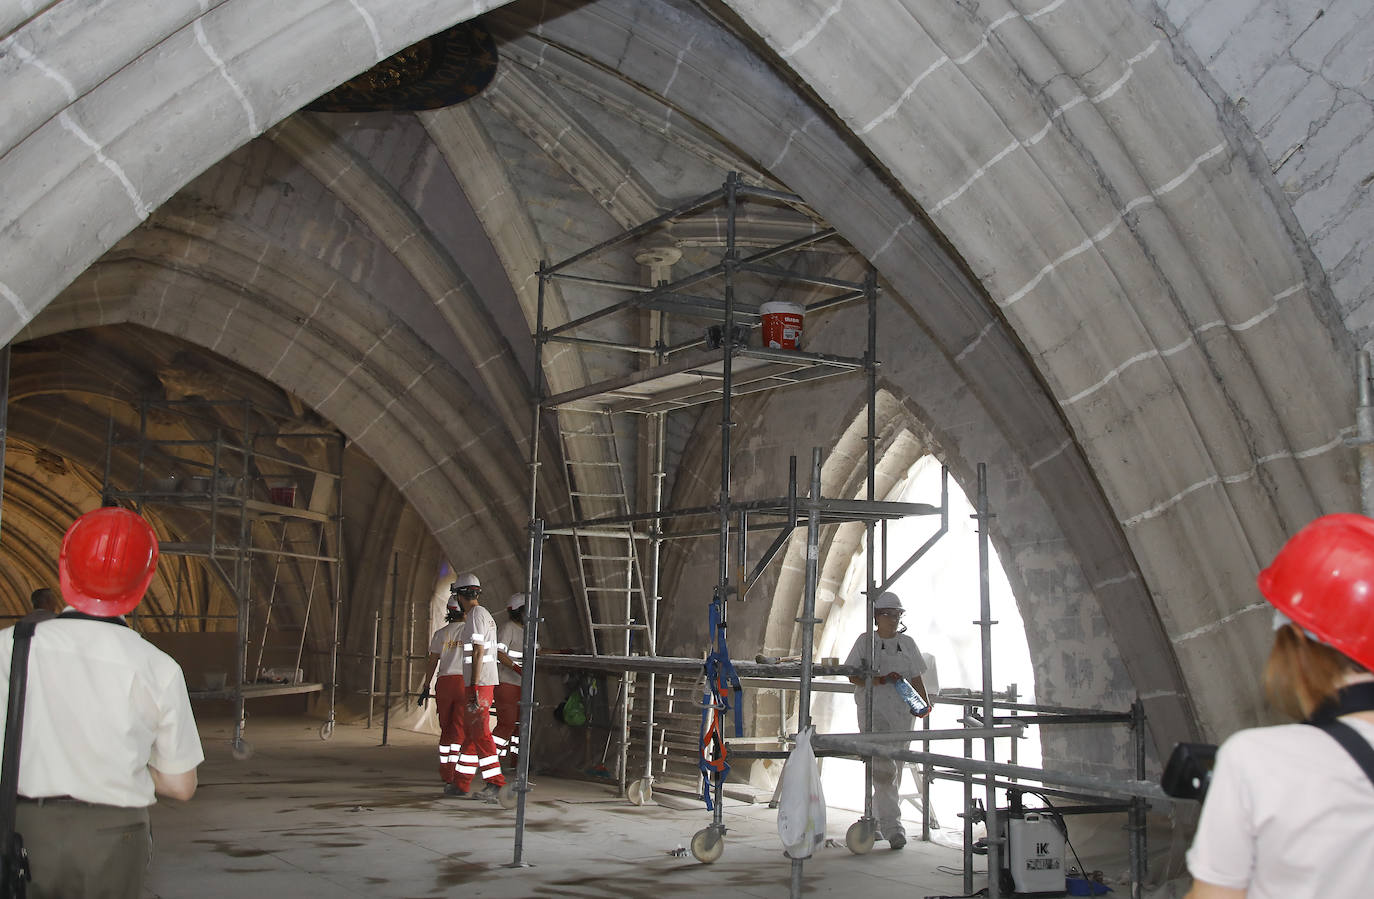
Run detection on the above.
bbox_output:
[811,454,1041,835]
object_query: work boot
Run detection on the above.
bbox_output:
[476,782,502,803]
[443,783,466,798]
[889,831,907,850]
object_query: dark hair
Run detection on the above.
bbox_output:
[1264,624,1367,719]
[30,587,57,611]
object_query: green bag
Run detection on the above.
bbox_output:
[556,673,597,727]
[560,690,588,727]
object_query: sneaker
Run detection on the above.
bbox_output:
[889,832,907,851]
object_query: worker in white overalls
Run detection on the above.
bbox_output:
[419,582,468,795]
[492,592,527,771]
[844,591,931,850]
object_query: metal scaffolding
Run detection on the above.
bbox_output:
[511,173,1165,896]
[102,398,344,755]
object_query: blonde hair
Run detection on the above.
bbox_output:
[1263,624,1366,720]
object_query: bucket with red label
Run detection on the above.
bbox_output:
[760,301,804,350]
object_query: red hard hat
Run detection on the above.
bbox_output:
[1257,514,1374,670]
[58,507,160,617]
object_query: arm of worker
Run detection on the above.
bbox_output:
[151,765,198,801]
[418,653,439,705]
[1182,882,1245,899]
[497,648,522,675]
[469,643,484,687]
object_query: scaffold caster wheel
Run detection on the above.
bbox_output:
[497,783,518,810]
[690,826,724,864]
[627,778,652,806]
[319,720,335,741]
[230,738,254,761]
[846,819,877,855]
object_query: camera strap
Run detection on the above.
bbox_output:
[1307,682,1374,788]
[1312,720,1374,787]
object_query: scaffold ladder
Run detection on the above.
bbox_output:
[559,410,649,656]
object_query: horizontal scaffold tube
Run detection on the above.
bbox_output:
[811,733,1171,803]
[813,725,1025,743]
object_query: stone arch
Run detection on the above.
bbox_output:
[21,213,583,640]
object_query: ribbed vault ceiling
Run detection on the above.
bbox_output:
[1,0,1366,768]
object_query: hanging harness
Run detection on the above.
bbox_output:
[698,597,742,809]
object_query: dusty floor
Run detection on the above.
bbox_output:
[139,715,995,898]
[143,715,1156,898]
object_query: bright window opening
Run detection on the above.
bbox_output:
[810,455,1040,840]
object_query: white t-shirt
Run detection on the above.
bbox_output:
[844,630,927,728]
[0,616,204,808]
[428,620,466,678]
[496,619,525,687]
[459,604,499,687]
[1187,718,1374,898]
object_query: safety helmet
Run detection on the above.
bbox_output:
[453,572,481,595]
[446,593,463,615]
[873,591,904,613]
[1257,514,1374,671]
[507,592,527,612]
[58,507,160,617]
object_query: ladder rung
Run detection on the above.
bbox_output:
[580,554,636,562]
[584,586,643,594]
[590,623,651,630]
[566,459,621,468]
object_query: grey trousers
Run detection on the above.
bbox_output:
[15,799,151,899]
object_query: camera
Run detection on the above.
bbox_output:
[1161,742,1218,800]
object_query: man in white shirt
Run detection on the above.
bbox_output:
[1,507,203,898]
[845,591,931,851]
[493,593,528,770]
[418,581,468,795]
[451,574,507,800]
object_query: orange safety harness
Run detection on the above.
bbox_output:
[698,597,741,810]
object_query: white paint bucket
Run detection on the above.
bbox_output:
[760,301,804,350]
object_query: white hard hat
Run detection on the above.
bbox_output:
[874,591,904,612]
[507,592,527,611]
[454,572,481,594]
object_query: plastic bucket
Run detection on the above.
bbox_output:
[760,301,804,350]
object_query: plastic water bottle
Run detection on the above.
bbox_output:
[893,678,930,717]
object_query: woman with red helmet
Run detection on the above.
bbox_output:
[1186,514,1374,899]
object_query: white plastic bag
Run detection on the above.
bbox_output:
[776,725,826,859]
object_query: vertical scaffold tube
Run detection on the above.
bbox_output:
[1358,353,1374,516]
[512,519,545,866]
[862,267,879,828]
[976,464,1000,898]
[1130,699,1147,898]
[711,172,740,826]
[644,411,666,790]
[789,447,826,897]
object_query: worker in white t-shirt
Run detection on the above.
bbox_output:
[1186,515,1374,899]
[1,507,203,899]
[418,579,469,795]
[844,591,931,851]
[451,574,507,801]
[493,593,528,770]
